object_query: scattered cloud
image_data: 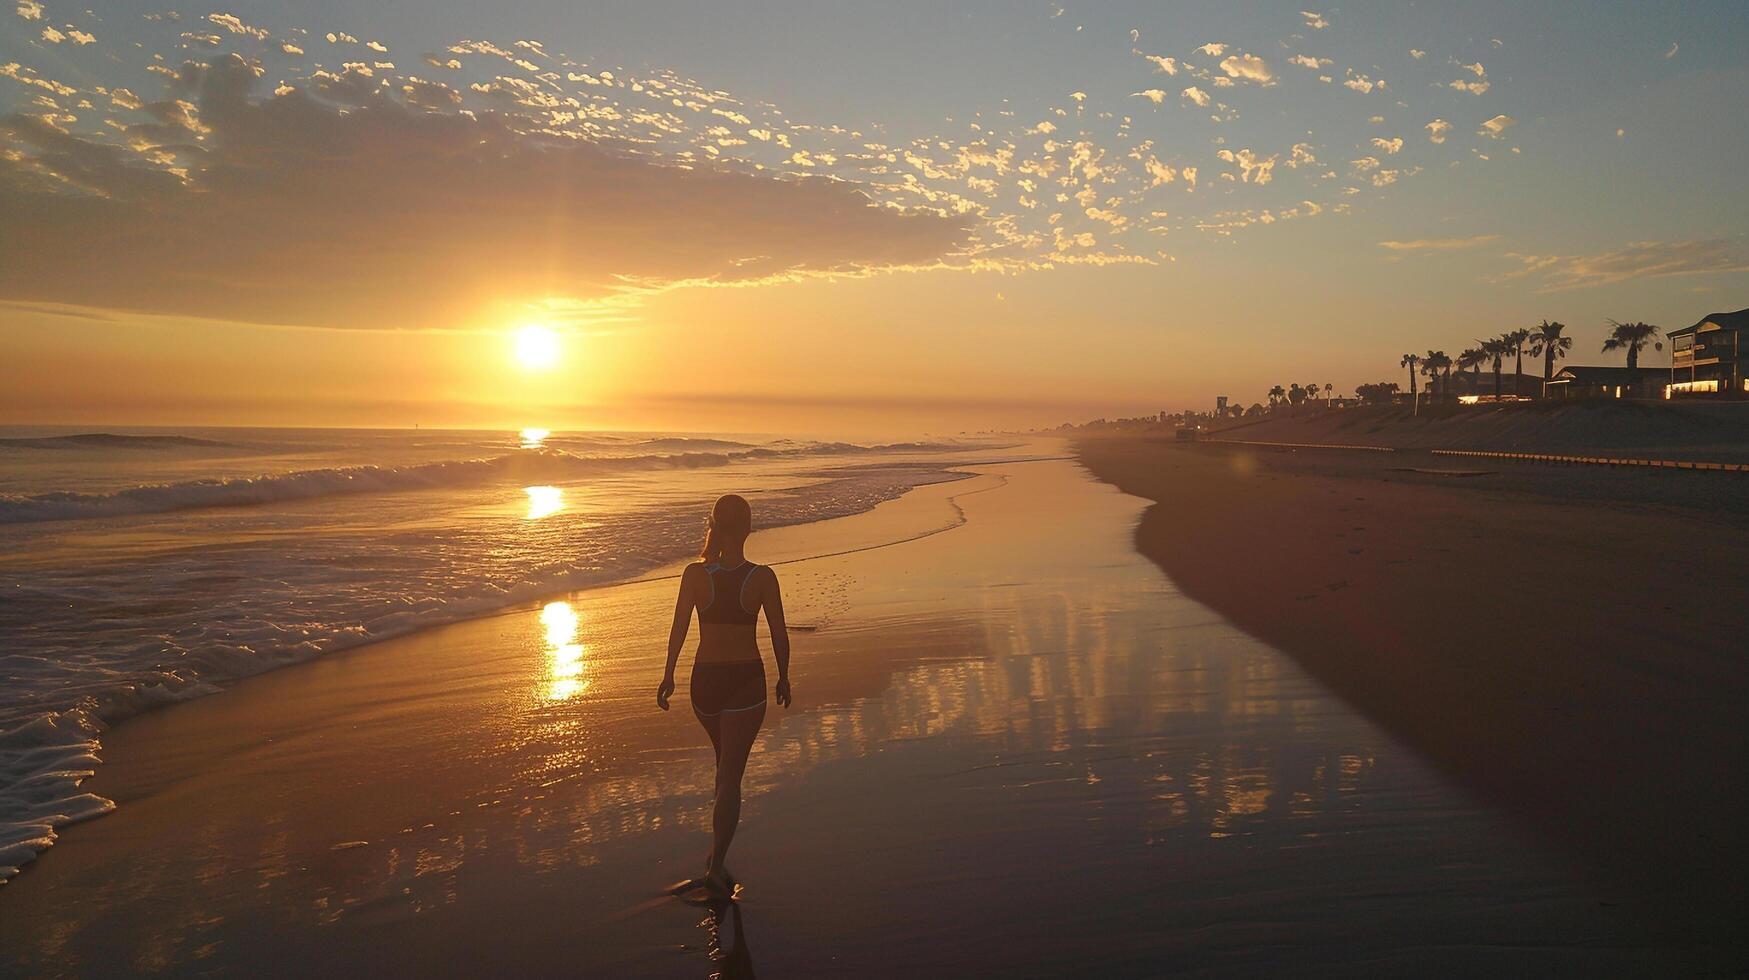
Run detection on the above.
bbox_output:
[1301,11,1330,31]
[1143,54,1178,75]
[1479,113,1515,138]
[1371,137,1404,154]
[1409,48,1426,60]
[15,0,42,20]
[206,13,269,40]
[1181,85,1211,107]
[1134,89,1167,104]
[1664,41,1679,59]
[1289,55,1329,69]
[1195,43,1227,57]
[1508,239,1749,290]
[1449,78,1490,95]
[1425,118,1451,144]
[1219,53,1275,85]
[0,55,967,329]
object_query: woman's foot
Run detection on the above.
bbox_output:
[701,866,736,900]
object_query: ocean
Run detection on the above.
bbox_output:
[0,426,996,881]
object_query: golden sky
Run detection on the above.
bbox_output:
[3,2,1746,433]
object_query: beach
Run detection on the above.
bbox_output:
[1077,434,1749,956]
[0,449,1685,977]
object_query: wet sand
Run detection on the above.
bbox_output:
[0,451,1677,976]
[1077,435,1749,963]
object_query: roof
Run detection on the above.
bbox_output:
[1549,365,1669,384]
[1668,308,1749,337]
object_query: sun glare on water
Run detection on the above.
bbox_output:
[524,485,564,519]
[513,325,561,370]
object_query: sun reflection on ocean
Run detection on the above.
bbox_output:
[519,427,550,449]
[539,600,589,701]
[524,485,563,519]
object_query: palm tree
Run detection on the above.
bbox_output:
[1503,327,1532,395]
[1287,383,1305,406]
[1456,347,1486,391]
[1323,383,1334,404]
[1422,350,1451,401]
[1400,353,1420,403]
[1485,336,1508,400]
[1527,320,1572,390]
[1602,320,1663,370]
[1268,384,1286,408]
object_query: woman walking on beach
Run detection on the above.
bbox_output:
[658,493,792,898]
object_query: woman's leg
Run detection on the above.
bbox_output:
[694,709,724,868]
[708,703,766,877]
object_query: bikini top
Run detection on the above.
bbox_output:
[699,561,761,626]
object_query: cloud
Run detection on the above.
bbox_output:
[0,55,966,330]
[1371,137,1404,154]
[1664,42,1679,59]
[1460,62,1486,78]
[1409,48,1425,59]
[1196,43,1227,57]
[1218,53,1275,85]
[1133,89,1167,104]
[1425,118,1452,144]
[15,0,41,20]
[1143,54,1178,75]
[1479,113,1515,137]
[1180,86,1210,107]
[1377,235,1499,251]
[1343,73,1383,93]
[1289,55,1328,69]
[1507,239,1749,290]
[1301,11,1330,30]
[207,13,269,40]
[1449,78,1490,95]
[1215,147,1278,185]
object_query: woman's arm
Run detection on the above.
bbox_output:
[762,568,792,708]
[658,565,699,710]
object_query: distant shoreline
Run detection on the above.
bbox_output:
[1076,433,1749,953]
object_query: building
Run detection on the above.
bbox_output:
[1543,366,1668,399]
[1668,309,1747,397]
[1444,370,1542,400]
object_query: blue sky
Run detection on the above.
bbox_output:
[2,1,1747,428]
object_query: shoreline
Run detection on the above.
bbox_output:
[0,447,1035,887]
[0,453,1651,976]
[1075,433,1749,947]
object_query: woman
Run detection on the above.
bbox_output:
[657,493,791,898]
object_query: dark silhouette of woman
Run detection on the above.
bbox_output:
[658,493,791,899]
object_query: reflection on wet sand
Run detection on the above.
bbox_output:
[538,601,589,701]
[0,456,1616,977]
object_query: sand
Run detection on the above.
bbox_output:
[1076,434,1749,954]
[0,450,1711,976]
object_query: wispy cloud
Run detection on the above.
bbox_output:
[1506,239,1749,290]
[1300,11,1330,31]
[1378,235,1499,251]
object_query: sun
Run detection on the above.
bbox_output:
[513,325,561,370]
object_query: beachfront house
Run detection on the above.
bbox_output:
[1667,309,1747,397]
[1543,366,1667,400]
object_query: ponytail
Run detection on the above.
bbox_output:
[700,493,752,561]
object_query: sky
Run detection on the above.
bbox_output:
[3,0,1747,434]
